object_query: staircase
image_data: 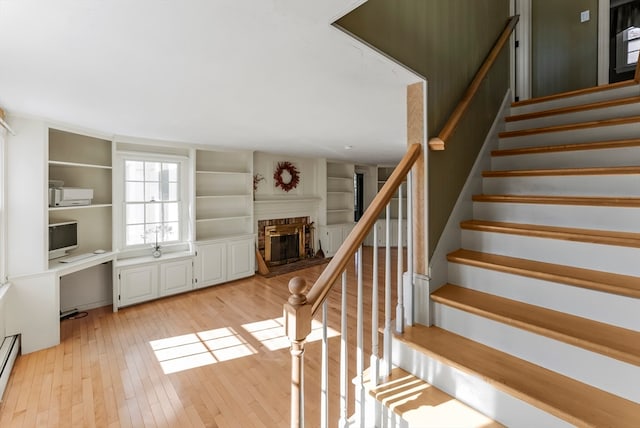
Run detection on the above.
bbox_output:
[391,82,640,427]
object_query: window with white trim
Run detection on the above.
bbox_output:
[121,156,187,248]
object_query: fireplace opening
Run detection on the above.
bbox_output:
[264,222,306,266]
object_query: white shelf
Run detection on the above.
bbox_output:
[327,191,353,194]
[196,170,251,176]
[49,160,112,170]
[195,194,250,199]
[196,216,252,223]
[327,176,353,181]
[49,204,112,211]
[327,209,352,213]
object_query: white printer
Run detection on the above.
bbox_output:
[49,187,94,207]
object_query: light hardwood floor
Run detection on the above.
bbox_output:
[0,247,398,427]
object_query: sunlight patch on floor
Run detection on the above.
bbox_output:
[150,327,257,374]
[150,317,340,374]
[242,317,340,351]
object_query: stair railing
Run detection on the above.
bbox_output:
[284,143,421,428]
[428,15,519,151]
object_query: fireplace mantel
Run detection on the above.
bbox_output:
[253,197,321,221]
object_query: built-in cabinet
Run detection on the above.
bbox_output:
[321,161,355,256]
[318,223,355,257]
[375,166,407,247]
[326,161,355,225]
[195,149,253,240]
[115,255,193,308]
[194,235,255,288]
[48,129,113,255]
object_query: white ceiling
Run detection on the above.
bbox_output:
[0,0,421,165]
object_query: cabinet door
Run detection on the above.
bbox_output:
[194,242,226,288]
[118,265,158,307]
[160,258,193,297]
[326,226,343,257]
[227,238,254,281]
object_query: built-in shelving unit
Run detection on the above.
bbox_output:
[326,161,355,225]
[195,150,253,240]
[48,129,113,254]
[377,166,407,220]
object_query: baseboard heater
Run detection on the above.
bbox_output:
[0,334,20,402]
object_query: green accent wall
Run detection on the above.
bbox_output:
[336,0,511,256]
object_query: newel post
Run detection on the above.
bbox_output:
[284,277,312,428]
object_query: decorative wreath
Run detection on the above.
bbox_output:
[273,161,300,192]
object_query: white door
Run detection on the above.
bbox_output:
[194,242,226,288]
[227,238,254,281]
[160,258,193,297]
[118,264,158,307]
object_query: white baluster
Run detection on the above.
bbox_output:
[338,270,349,428]
[383,204,392,377]
[407,171,414,326]
[356,245,365,427]
[321,300,328,428]
[370,226,380,386]
[396,183,404,334]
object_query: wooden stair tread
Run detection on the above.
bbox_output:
[506,96,640,123]
[472,194,640,207]
[492,138,640,157]
[460,219,640,248]
[511,80,639,108]
[498,115,640,139]
[396,325,640,428]
[364,367,504,427]
[483,165,640,178]
[448,248,640,298]
[432,284,640,366]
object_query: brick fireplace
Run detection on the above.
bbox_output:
[257,217,311,266]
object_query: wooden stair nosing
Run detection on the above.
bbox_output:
[472,194,640,207]
[511,80,639,108]
[396,325,640,428]
[431,284,640,366]
[483,165,640,178]
[506,96,640,123]
[498,115,640,139]
[460,219,640,249]
[447,248,640,299]
[491,138,640,157]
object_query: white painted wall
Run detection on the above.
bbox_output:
[253,151,322,200]
[6,116,48,277]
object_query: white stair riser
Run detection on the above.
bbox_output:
[499,122,640,150]
[483,175,640,197]
[491,147,640,170]
[510,86,640,115]
[505,103,640,132]
[473,202,640,233]
[433,304,640,403]
[392,340,572,428]
[447,262,640,331]
[461,229,640,276]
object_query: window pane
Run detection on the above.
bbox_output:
[126,224,146,246]
[145,182,160,201]
[145,203,161,224]
[145,162,161,182]
[163,202,179,222]
[126,182,145,202]
[162,183,178,201]
[163,222,179,242]
[125,160,144,181]
[163,162,178,182]
[125,204,145,225]
[145,224,161,244]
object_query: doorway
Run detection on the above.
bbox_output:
[609,0,640,82]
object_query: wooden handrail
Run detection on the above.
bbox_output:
[429,15,519,151]
[306,143,422,315]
